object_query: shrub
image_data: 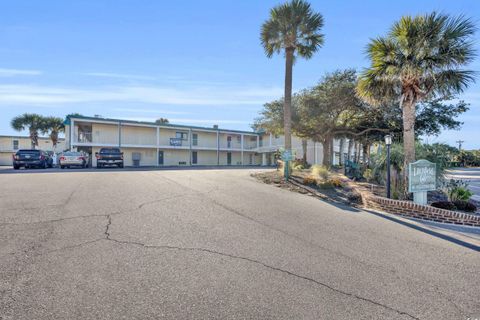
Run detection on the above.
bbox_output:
[454,200,477,212]
[442,179,473,202]
[303,176,317,186]
[363,168,374,182]
[346,191,362,204]
[431,201,456,211]
[317,181,334,189]
[328,177,343,188]
[312,165,330,180]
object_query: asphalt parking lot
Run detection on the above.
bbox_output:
[1,167,479,319]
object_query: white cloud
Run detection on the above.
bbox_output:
[0,68,42,77]
[0,84,282,106]
[112,107,190,115]
[81,72,156,81]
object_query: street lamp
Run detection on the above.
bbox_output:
[385,134,392,199]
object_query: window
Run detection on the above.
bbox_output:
[227,136,232,148]
[192,133,198,146]
[236,136,241,143]
[259,136,263,147]
[192,151,198,164]
[13,140,19,150]
[176,132,188,140]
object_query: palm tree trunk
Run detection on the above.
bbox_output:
[402,96,416,195]
[283,47,294,151]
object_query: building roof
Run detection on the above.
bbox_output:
[0,135,65,140]
[65,115,260,135]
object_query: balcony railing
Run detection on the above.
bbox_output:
[77,132,92,143]
[169,138,183,146]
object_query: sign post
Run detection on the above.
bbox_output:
[281,150,293,181]
[408,160,436,205]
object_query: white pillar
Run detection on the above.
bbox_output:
[269,133,272,147]
[262,153,267,166]
[314,142,317,164]
[216,131,220,165]
[257,135,260,149]
[70,119,74,150]
[241,134,244,165]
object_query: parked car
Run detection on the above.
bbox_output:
[12,149,53,169]
[59,151,89,169]
[95,148,124,168]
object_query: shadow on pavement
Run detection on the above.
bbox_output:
[0,165,273,175]
[363,208,480,252]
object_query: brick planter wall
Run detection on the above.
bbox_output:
[363,194,480,227]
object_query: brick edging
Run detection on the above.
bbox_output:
[362,194,480,227]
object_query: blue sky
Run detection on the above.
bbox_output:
[1,0,479,148]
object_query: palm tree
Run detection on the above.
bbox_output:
[155,118,169,124]
[261,0,324,153]
[357,12,476,193]
[11,113,46,149]
[42,116,65,151]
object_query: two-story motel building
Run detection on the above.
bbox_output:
[65,115,328,168]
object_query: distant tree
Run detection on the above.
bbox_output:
[41,116,65,150]
[10,113,45,149]
[261,0,324,154]
[155,118,169,124]
[357,12,476,192]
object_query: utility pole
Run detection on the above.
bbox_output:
[456,140,464,151]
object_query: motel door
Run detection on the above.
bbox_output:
[158,151,164,165]
[227,152,232,165]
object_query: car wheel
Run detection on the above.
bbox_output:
[43,161,48,169]
[60,165,65,169]
[13,165,19,170]
[119,164,124,168]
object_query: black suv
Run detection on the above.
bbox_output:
[13,149,53,169]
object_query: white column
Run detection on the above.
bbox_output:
[241,134,244,165]
[70,119,74,150]
[156,127,160,166]
[314,142,317,164]
[216,131,219,165]
[189,128,192,166]
[257,135,260,149]
[262,153,267,166]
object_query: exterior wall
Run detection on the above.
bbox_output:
[162,149,190,166]
[92,123,119,145]
[192,131,217,149]
[193,150,218,165]
[219,133,242,150]
[122,148,157,166]
[159,127,190,147]
[0,152,13,166]
[121,126,156,146]
[218,151,242,165]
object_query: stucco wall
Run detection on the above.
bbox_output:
[121,126,156,146]
[92,123,119,145]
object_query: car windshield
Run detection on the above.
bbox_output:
[100,148,120,153]
[64,152,81,156]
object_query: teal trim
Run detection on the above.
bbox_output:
[66,115,260,135]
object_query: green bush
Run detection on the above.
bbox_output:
[328,177,343,188]
[442,179,473,202]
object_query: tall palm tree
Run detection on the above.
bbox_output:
[42,116,65,151]
[357,12,476,193]
[261,0,324,152]
[11,113,45,149]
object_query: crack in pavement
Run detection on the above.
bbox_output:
[104,236,419,320]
